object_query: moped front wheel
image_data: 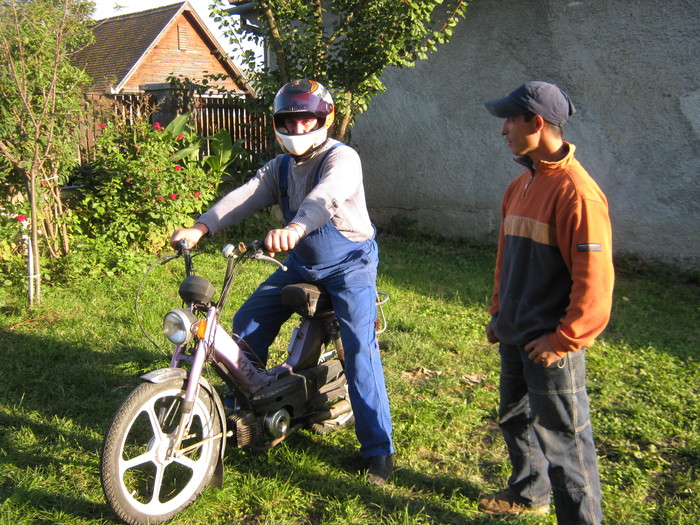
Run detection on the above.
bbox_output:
[100,378,222,525]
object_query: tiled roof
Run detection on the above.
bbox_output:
[74,3,184,94]
[72,2,253,96]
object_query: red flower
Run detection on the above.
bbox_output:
[16,214,27,222]
[176,134,184,141]
[174,165,183,171]
[169,193,178,200]
[144,187,150,191]
[125,178,132,183]
[194,192,201,198]
[98,123,106,130]
[153,122,163,131]
[157,196,164,201]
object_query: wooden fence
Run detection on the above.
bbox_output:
[191,95,271,159]
[80,91,272,164]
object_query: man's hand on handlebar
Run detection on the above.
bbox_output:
[170,223,209,249]
[264,224,304,255]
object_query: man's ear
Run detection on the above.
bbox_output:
[532,114,546,133]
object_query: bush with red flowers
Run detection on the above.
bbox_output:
[71,113,244,273]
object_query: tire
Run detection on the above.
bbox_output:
[100,378,222,525]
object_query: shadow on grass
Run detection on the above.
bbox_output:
[377,234,496,309]
[217,429,491,525]
[0,324,488,524]
[0,327,166,524]
[0,481,113,523]
[603,259,700,363]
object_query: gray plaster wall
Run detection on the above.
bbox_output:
[351,0,700,268]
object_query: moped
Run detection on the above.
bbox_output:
[100,240,388,525]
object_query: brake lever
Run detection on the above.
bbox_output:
[253,252,288,271]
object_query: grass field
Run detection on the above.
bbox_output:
[1,233,698,524]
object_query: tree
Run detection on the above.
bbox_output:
[213,0,469,141]
[0,0,94,306]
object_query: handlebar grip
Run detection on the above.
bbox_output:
[245,240,264,252]
[223,240,264,258]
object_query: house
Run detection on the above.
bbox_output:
[72,2,269,159]
[73,1,254,97]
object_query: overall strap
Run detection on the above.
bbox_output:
[278,154,292,220]
[278,143,345,217]
[312,142,343,186]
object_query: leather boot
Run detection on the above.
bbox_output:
[367,454,394,486]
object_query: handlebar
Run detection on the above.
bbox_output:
[177,239,192,251]
[222,241,287,271]
[177,239,194,276]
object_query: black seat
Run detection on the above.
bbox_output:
[281,283,334,318]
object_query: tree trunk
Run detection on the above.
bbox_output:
[334,90,353,142]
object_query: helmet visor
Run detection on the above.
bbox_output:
[274,91,332,118]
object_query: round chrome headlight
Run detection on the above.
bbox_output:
[163,308,197,345]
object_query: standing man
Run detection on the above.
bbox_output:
[479,81,614,524]
[171,79,394,485]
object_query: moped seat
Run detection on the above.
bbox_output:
[281,283,334,318]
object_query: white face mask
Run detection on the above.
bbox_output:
[275,127,328,156]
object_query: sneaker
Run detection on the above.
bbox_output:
[367,454,394,486]
[478,489,550,516]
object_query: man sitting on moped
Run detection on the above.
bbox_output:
[170,78,395,486]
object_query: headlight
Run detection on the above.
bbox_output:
[163,309,197,345]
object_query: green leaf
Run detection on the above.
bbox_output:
[165,112,192,137]
[171,145,200,162]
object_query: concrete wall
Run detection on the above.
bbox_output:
[351,0,700,268]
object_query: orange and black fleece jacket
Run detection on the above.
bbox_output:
[489,143,615,353]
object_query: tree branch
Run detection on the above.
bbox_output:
[257,0,289,84]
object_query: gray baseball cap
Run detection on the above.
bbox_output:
[484,81,576,126]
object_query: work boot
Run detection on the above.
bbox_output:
[478,488,550,516]
[367,454,394,486]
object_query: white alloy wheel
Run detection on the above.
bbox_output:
[100,379,221,525]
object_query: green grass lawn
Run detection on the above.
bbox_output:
[1,234,698,524]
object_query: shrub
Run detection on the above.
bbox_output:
[71,113,243,274]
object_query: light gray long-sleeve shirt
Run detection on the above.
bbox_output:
[197,139,374,242]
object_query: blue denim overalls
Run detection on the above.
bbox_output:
[232,144,394,458]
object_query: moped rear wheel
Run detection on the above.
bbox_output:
[100,378,221,525]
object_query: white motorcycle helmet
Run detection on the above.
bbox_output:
[273,79,335,157]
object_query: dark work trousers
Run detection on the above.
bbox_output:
[498,343,603,524]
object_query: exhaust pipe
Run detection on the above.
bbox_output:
[310,399,352,423]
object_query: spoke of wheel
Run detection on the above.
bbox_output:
[174,454,198,471]
[119,398,169,479]
[120,451,157,475]
[149,462,166,505]
[146,400,167,441]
